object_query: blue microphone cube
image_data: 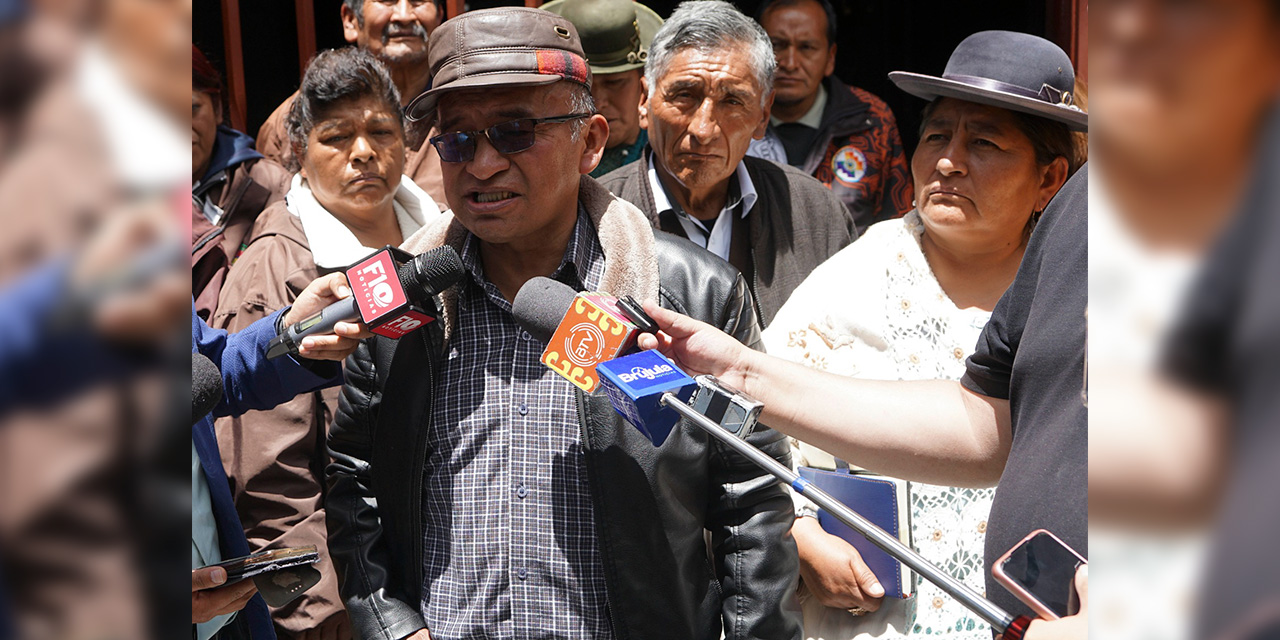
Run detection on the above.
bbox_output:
[597,350,696,446]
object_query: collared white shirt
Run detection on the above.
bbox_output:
[647,155,758,262]
[770,83,827,129]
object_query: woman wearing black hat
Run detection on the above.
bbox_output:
[754,30,1086,640]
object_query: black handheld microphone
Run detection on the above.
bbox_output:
[192,353,223,424]
[267,246,464,359]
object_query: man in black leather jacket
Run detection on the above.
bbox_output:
[325,9,800,640]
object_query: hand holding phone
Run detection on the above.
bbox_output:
[198,545,322,607]
[1016,565,1088,640]
[992,530,1086,620]
[192,565,258,624]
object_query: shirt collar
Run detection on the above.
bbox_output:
[769,82,827,130]
[647,153,758,222]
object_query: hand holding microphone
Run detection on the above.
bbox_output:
[511,277,1037,639]
[279,272,377,361]
[268,246,465,360]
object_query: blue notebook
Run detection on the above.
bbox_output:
[797,467,914,599]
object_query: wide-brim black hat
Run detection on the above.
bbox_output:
[889,30,1087,132]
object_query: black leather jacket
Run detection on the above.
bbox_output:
[326,230,801,640]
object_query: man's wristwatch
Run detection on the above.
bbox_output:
[796,505,820,520]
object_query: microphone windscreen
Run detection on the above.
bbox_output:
[512,276,577,344]
[401,246,466,300]
[192,353,223,424]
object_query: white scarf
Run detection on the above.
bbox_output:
[286,173,439,269]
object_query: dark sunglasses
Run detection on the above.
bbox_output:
[429,113,592,163]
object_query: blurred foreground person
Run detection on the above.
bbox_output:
[0,0,190,636]
[749,0,912,232]
[542,0,663,178]
[257,0,448,207]
[1089,0,1280,637]
[328,8,800,639]
[638,163,1090,640]
[212,46,437,640]
[763,30,1080,640]
[192,45,290,322]
[599,0,854,327]
[193,271,373,640]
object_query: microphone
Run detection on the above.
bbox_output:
[511,277,657,393]
[596,350,696,446]
[600,358,1034,638]
[514,277,1033,637]
[267,245,464,359]
[192,353,223,424]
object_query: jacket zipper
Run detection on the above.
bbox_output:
[575,390,628,639]
[412,326,437,599]
[192,225,225,255]
[750,246,766,330]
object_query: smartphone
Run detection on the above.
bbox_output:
[200,546,322,607]
[209,545,319,583]
[992,529,1086,620]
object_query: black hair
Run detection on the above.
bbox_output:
[286,47,404,168]
[755,0,837,46]
[918,98,1081,177]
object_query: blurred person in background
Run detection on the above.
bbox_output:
[192,44,291,323]
[598,0,854,328]
[211,46,438,640]
[0,0,190,636]
[762,30,1081,640]
[542,0,662,179]
[748,0,912,234]
[256,0,449,208]
[193,272,374,640]
[1087,0,1280,638]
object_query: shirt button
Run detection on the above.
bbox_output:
[516,483,528,499]
[953,347,965,360]
[521,331,532,341]
[517,567,528,580]
[518,402,528,416]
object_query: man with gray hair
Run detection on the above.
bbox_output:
[327,7,801,640]
[599,0,854,327]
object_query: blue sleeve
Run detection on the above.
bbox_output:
[191,303,343,418]
[0,260,134,415]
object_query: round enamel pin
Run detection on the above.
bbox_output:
[832,145,868,186]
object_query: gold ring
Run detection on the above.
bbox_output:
[848,607,869,617]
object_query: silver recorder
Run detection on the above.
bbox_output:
[689,375,764,440]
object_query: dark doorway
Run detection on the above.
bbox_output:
[197,0,1050,150]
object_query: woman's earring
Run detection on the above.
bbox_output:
[911,199,918,209]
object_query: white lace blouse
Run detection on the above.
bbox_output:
[762,210,996,640]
